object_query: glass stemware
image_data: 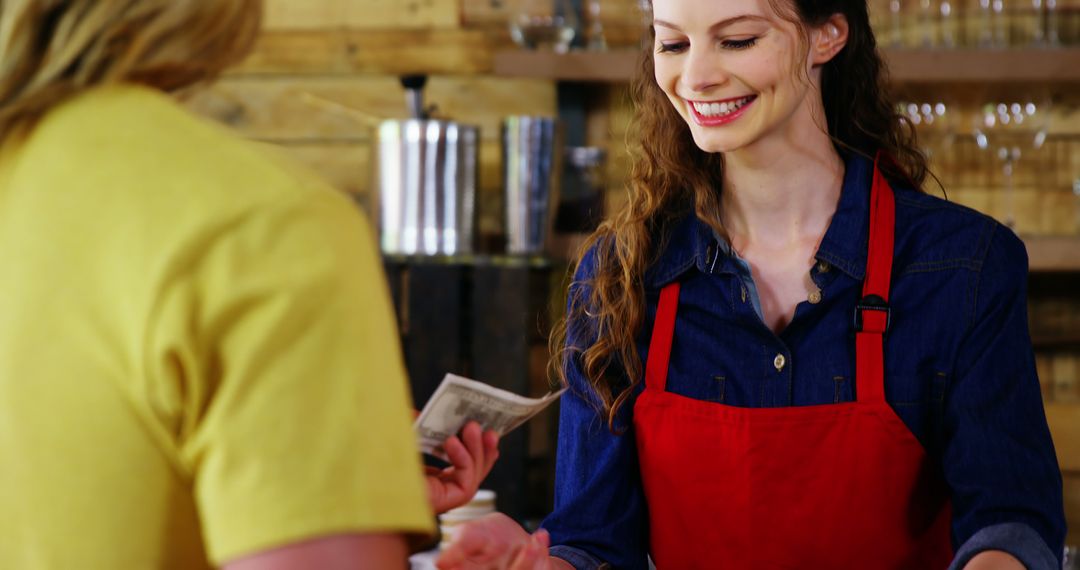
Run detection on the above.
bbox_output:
[888,0,906,47]
[585,0,608,51]
[992,0,1009,47]
[939,0,958,47]
[918,0,937,46]
[509,0,579,53]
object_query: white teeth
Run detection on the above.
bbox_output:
[693,96,752,117]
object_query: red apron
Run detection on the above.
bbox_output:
[633,157,954,568]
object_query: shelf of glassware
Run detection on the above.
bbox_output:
[493,47,1080,83]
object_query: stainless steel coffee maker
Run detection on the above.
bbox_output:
[375,76,479,256]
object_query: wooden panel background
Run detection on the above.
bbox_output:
[264,0,459,30]
[188,0,558,238]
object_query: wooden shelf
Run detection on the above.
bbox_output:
[1032,334,1080,349]
[494,47,1080,83]
[494,50,639,83]
[1023,235,1080,272]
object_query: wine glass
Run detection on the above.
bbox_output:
[917,0,937,47]
[939,0,958,48]
[585,0,608,51]
[509,0,579,53]
[888,0,906,47]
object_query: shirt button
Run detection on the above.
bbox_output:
[808,289,822,304]
[817,261,831,273]
[773,354,786,371]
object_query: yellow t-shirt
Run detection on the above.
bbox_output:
[0,85,433,568]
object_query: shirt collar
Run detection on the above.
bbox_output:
[643,152,877,289]
[815,151,874,280]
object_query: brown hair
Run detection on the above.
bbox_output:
[550,0,928,430]
[0,0,262,140]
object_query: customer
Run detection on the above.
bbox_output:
[0,1,497,568]
[437,0,1065,568]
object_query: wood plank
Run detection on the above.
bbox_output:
[270,141,371,197]
[1024,236,1080,272]
[491,47,1080,83]
[253,139,506,238]
[187,76,557,142]
[235,29,493,76]
[263,0,459,30]
[494,49,640,82]
[888,48,1080,83]
[1047,403,1080,472]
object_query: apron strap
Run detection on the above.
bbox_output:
[855,152,897,405]
[645,282,681,392]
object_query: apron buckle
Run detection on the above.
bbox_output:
[854,294,891,333]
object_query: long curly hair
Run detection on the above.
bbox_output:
[550,0,928,430]
[0,0,262,141]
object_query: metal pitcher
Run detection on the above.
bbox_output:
[375,119,479,256]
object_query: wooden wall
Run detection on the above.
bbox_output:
[187,0,563,239]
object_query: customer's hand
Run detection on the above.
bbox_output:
[427,421,499,514]
[436,513,556,570]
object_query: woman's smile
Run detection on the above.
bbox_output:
[686,94,757,126]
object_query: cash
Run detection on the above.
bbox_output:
[414,373,566,459]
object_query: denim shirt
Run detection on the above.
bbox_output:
[541,154,1066,569]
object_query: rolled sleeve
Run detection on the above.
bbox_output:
[941,225,1065,568]
[948,523,1061,570]
[550,545,607,570]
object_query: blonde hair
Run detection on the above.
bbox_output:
[0,0,262,139]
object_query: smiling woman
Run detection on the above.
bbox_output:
[435,0,1067,568]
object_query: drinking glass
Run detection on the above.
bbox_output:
[585,0,608,51]
[888,0,906,47]
[509,0,579,53]
[1046,0,1060,45]
[1030,0,1047,44]
[939,0,958,47]
[918,0,938,46]
[977,0,996,46]
[992,0,1009,46]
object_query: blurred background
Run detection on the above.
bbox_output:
[183,0,1079,550]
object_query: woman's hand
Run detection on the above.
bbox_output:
[436,513,556,570]
[426,420,500,515]
[962,550,1025,570]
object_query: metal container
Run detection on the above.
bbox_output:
[375,119,479,256]
[503,116,563,255]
